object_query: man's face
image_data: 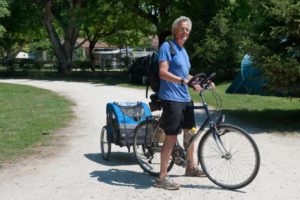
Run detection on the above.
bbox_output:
[175,21,190,42]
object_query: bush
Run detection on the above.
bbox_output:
[73,60,90,71]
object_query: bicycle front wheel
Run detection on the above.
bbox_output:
[198,124,260,189]
[133,119,174,176]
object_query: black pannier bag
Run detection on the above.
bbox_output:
[106,102,152,146]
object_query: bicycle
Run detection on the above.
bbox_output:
[132,73,260,190]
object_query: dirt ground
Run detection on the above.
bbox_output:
[0,79,299,200]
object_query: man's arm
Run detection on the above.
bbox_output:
[159,61,187,84]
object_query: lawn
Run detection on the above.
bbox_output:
[191,83,300,133]
[1,69,299,134]
[0,83,74,167]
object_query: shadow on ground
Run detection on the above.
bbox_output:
[85,153,238,191]
[90,169,154,189]
[89,168,244,192]
[84,152,136,166]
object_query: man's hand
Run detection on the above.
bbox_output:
[193,84,203,93]
[208,81,216,90]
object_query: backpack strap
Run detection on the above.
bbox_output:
[146,53,156,98]
[167,40,176,56]
[145,40,176,98]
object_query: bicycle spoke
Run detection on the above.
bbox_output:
[133,119,174,176]
[199,125,260,189]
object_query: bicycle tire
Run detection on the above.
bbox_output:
[100,126,111,160]
[133,119,174,176]
[198,124,260,189]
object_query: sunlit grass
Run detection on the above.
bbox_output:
[191,83,300,132]
[0,83,74,167]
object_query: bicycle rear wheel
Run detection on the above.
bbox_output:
[133,119,174,176]
[198,124,260,189]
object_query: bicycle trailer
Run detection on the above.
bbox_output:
[101,101,152,157]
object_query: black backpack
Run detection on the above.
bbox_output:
[146,40,176,98]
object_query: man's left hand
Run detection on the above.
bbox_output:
[193,84,203,93]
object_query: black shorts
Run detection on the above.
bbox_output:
[160,100,195,135]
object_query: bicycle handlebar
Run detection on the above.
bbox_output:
[188,72,216,90]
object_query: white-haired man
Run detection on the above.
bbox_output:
[154,16,205,190]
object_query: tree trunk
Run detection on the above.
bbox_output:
[42,0,86,75]
[42,0,69,74]
[89,40,97,72]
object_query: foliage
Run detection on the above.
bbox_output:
[0,0,299,96]
[28,39,55,60]
[78,0,121,58]
[185,0,242,78]
[105,31,148,49]
[115,0,188,46]
[187,0,300,97]
[0,0,10,37]
[190,12,240,79]
[73,60,90,71]
[241,0,300,96]
[79,0,153,70]
[0,0,42,59]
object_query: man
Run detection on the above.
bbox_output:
[154,16,205,190]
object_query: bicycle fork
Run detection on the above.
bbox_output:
[211,125,229,157]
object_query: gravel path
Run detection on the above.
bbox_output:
[0,79,299,200]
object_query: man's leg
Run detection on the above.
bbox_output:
[183,129,196,168]
[154,135,180,190]
[159,135,177,179]
[184,129,205,177]
[154,100,182,189]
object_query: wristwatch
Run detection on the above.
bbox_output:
[180,78,185,86]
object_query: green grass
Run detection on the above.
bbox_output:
[191,83,300,133]
[1,70,299,134]
[0,83,74,167]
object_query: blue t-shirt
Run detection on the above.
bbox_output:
[158,40,191,102]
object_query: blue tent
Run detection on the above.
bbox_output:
[226,54,265,95]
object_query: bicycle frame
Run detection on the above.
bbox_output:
[184,91,228,155]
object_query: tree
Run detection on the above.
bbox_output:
[40,0,87,74]
[78,0,119,71]
[0,0,42,61]
[0,0,10,37]
[116,0,188,46]
[184,0,238,77]
[241,0,300,96]
[190,12,241,78]
[79,0,150,71]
